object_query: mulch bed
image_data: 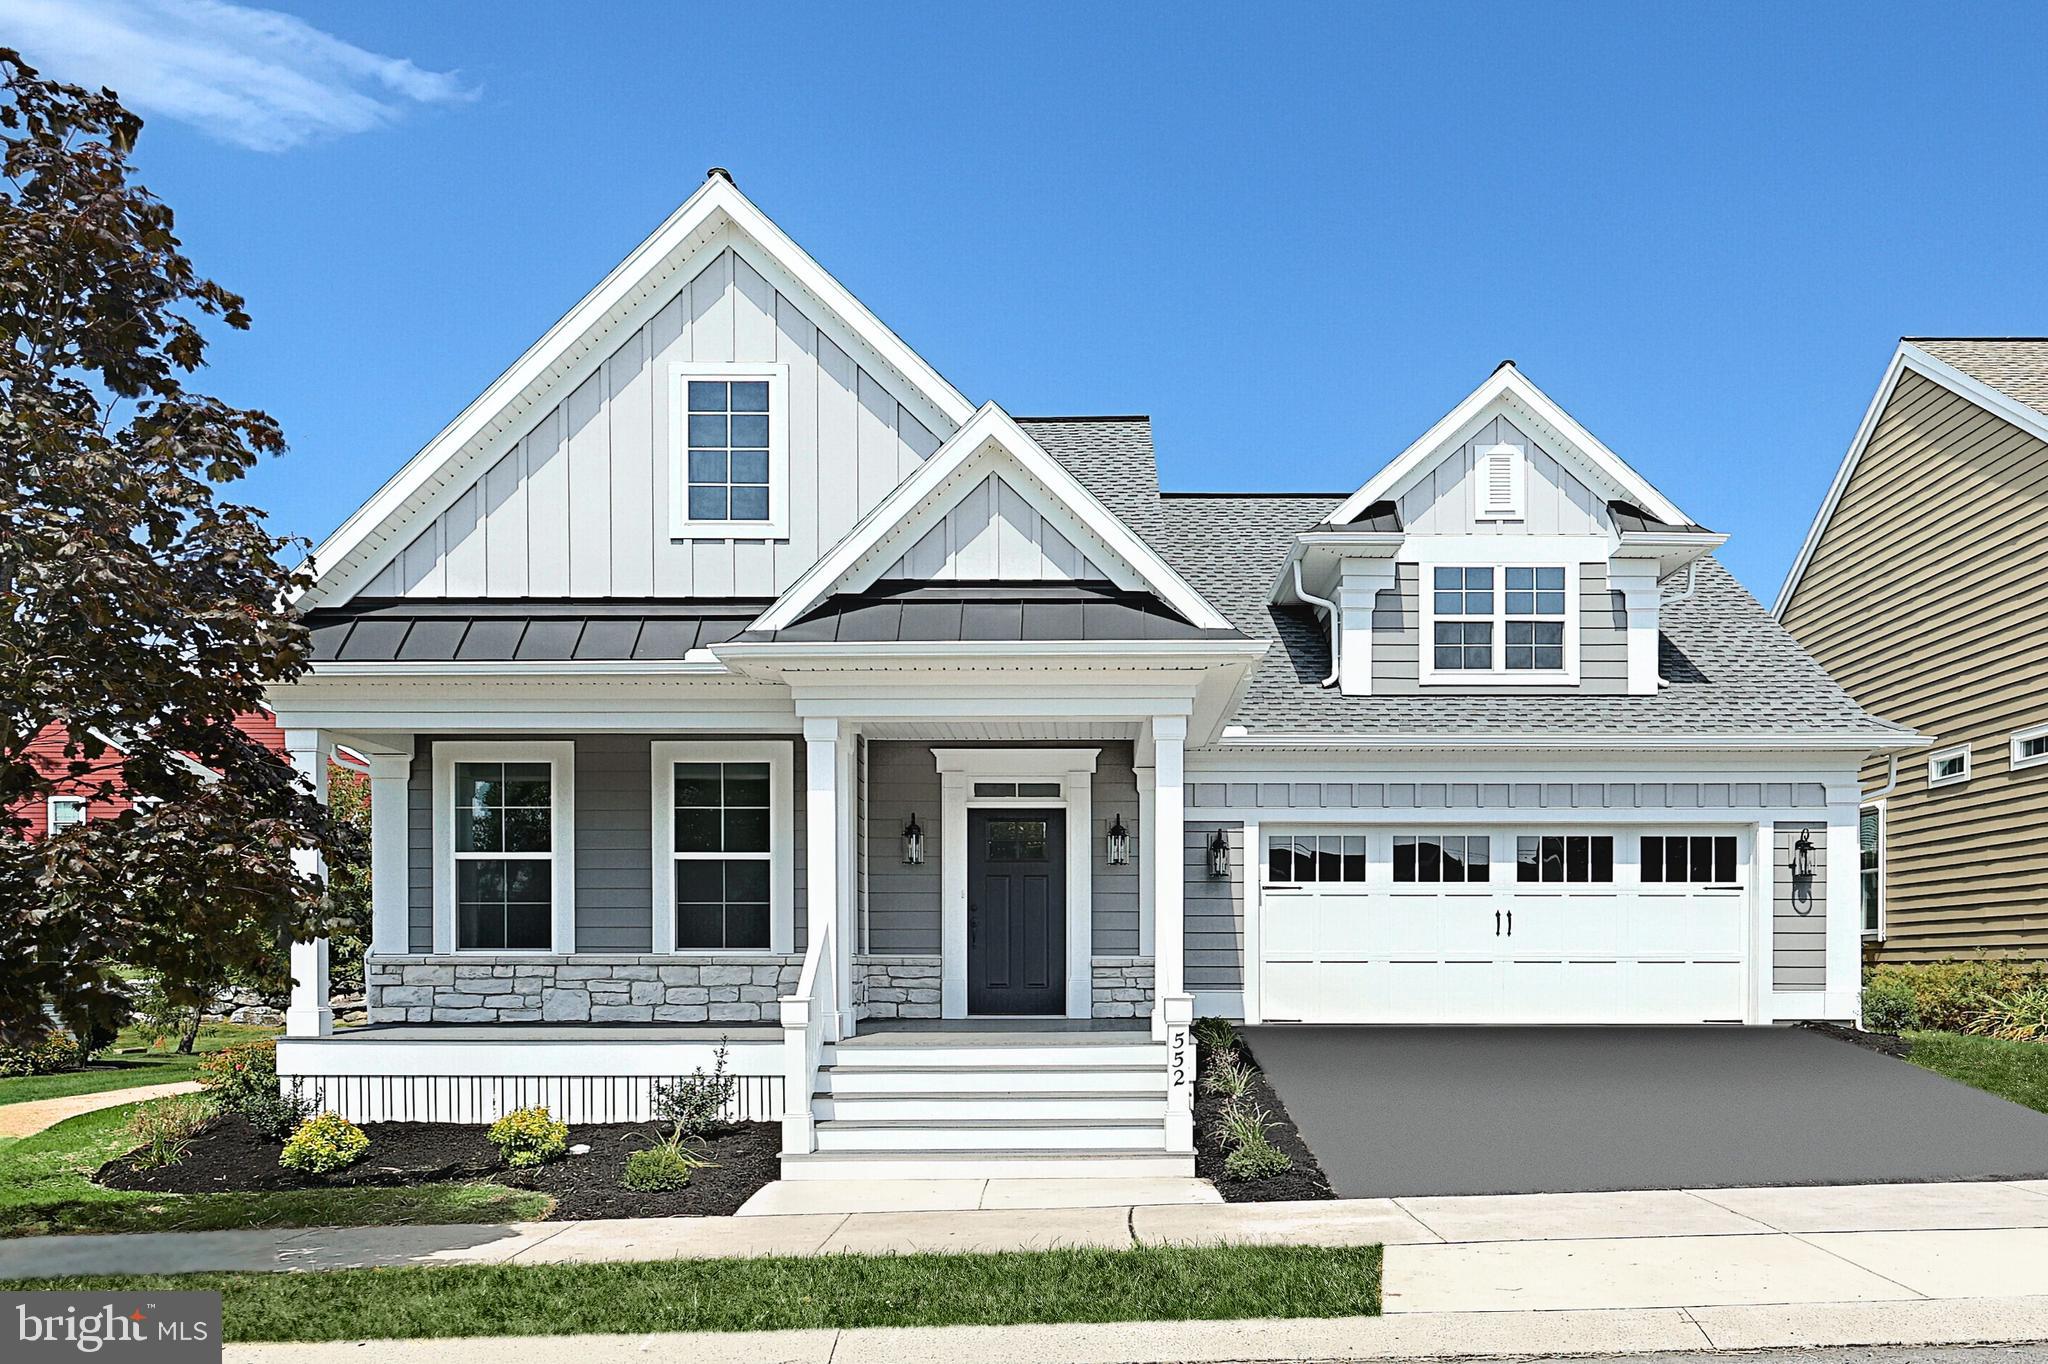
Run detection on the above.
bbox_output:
[97,1115,780,1219]
[1802,1018,1915,1060]
[1193,1037,1334,1203]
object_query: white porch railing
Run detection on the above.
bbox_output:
[778,915,838,1154]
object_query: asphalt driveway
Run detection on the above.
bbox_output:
[1245,1025,2048,1198]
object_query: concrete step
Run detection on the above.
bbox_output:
[823,1041,1165,1069]
[813,1117,1165,1153]
[779,1149,1195,1181]
[818,1064,1167,1095]
[814,1091,1165,1121]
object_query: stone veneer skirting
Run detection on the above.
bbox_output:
[856,954,942,1019]
[1091,956,1155,1019]
[365,956,803,1025]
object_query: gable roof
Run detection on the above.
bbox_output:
[1774,338,2048,618]
[1155,493,1915,746]
[736,581,1236,644]
[1326,361,1690,529]
[750,403,1232,633]
[297,171,975,609]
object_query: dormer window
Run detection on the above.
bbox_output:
[670,363,790,539]
[1425,563,1577,683]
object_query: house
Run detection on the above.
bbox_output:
[270,170,1914,1179]
[9,710,301,839]
[1776,338,2048,963]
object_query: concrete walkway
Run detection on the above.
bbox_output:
[735,1177,1221,1215]
[0,1080,200,1139]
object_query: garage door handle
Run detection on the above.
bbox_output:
[1506,910,1513,937]
[1494,911,1501,936]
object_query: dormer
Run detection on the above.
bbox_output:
[1274,362,1723,697]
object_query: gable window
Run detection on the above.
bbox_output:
[1927,744,1970,789]
[670,363,790,538]
[1860,806,1884,938]
[1427,564,1575,679]
[453,762,555,949]
[1642,835,1737,885]
[1266,834,1366,884]
[1517,834,1613,883]
[1393,834,1491,883]
[47,797,86,835]
[651,741,794,955]
[2012,724,2048,772]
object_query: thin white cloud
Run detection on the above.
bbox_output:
[0,0,475,152]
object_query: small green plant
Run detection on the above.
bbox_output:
[651,1041,738,1140]
[1223,1133,1293,1181]
[1191,1016,1238,1052]
[0,1028,85,1077]
[1968,985,2048,1043]
[197,1037,279,1111]
[1199,1056,1256,1101]
[279,1112,369,1175]
[1862,971,1921,1034]
[1865,961,2048,1034]
[1211,1098,1273,1150]
[488,1105,569,1168]
[622,1134,713,1192]
[127,1094,213,1169]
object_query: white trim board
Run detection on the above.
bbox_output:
[1328,362,1689,529]
[751,403,1232,633]
[1775,340,2048,618]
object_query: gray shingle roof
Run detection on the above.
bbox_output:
[1152,494,1914,741]
[1911,338,2048,421]
[1020,417,1167,550]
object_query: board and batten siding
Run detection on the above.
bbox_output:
[859,740,1141,956]
[1772,822,1827,991]
[1778,368,2048,961]
[362,245,942,601]
[884,474,1107,581]
[1371,560,1629,694]
[1397,414,1615,536]
[405,735,809,954]
[1184,823,1245,993]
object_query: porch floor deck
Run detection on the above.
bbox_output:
[842,1018,1153,1046]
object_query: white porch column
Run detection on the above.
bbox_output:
[1150,715,1187,1041]
[366,748,414,959]
[283,729,332,1039]
[802,718,849,1041]
[835,724,858,1036]
[1134,760,1155,958]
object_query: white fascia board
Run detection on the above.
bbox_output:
[750,403,1233,632]
[1328,365,1689,530]
[1268,532,1404,605]
[296,175,975,609]
[1774,341,2048,618]
[714,639,1267,672]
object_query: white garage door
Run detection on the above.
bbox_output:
[1259,829,1751,1025]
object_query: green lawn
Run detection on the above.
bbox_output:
[2,1243,1383,1340]
[0,1023,277,1107]
[1905,1030,2048,1116]
[0,1101,548,1239]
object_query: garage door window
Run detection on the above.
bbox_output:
[1516,834,1613,883]
[1641,835,1737,885]
[1267,834,1366,884]
[1393,834,1491,883]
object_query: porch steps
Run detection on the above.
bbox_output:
[784,1029,1193,1181]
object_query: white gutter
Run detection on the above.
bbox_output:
[1292,560,1340,688]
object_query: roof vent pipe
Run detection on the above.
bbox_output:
[1292,560,1341,688]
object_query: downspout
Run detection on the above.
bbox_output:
[1867,754,1900,802]
[1292,560,1340,688]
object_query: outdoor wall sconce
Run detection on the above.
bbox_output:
[1792,828,1815,879]
[1105,812,1131,866]
[902,813,924,866]
[1207,827,1231,879]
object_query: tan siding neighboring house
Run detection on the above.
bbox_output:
[1778,343,2048,962]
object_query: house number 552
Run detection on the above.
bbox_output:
[1170,1027,1189,1085]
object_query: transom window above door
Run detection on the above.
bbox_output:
[453,761,554,950]
[1429,565,1572,677]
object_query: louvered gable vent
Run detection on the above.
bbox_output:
[1474,442,1526,521]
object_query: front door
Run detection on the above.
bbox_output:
[967,808,1067,1015]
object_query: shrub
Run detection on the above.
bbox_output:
[651,1042,738,1140]
[197,1037,279,1112]
[244,1080,319,1142]
[1967,985,2048,1043]
[1861,971,1921,1034]
[1211,1098,1273,1151]
[1191,1016,1238,1051]
[623,1136,712,1192]
[0,1028,84,1077]
[1223,1134,1293,1181]
[488,1106,569,1168]
[280,1113,369,1175]
[1199,1056,1256,1101]
[127,1094,213,1169]
[1866,961,2048,1035]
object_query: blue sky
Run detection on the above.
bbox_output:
[13,1,2048,597]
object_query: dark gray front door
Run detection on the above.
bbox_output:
[967,808,1066,1015]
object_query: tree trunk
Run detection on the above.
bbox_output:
[176,1003,203,1054]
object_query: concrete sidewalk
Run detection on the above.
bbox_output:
[0,1081,200,1139]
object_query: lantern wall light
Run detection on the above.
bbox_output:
[1207,827,1231,878]
[1105,812,1131,866]
[902,812,924,865]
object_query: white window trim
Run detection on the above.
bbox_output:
[668,361,792,540]
[650,740,795,956]
[1418,561,1582,686]
[46,796,87,834]
[2010,723,2048,772]
[431,741,576,955]
[1927,743,1971,789]
[1859,802,1886,941]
